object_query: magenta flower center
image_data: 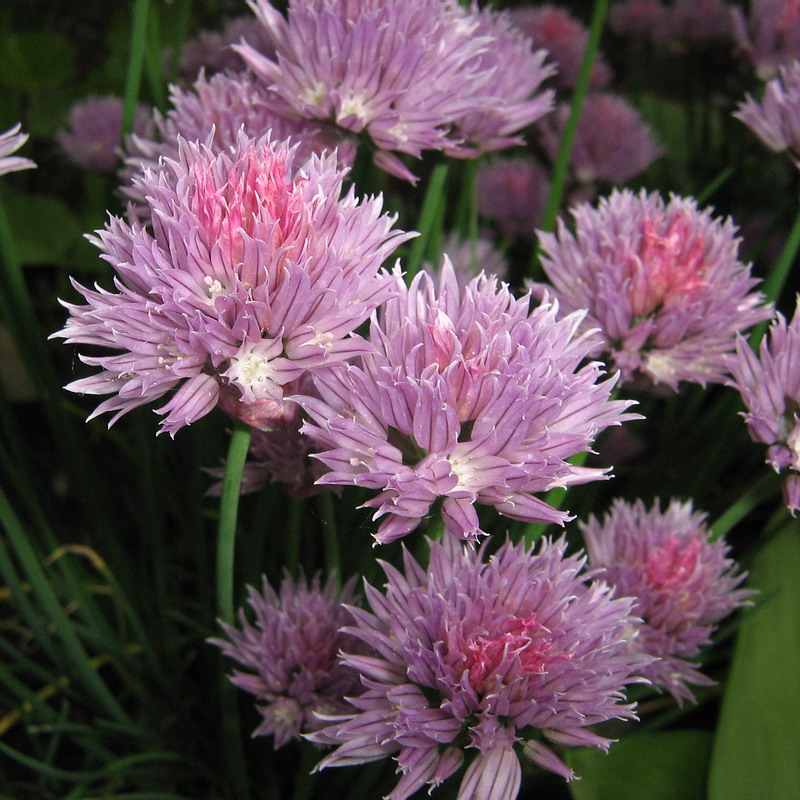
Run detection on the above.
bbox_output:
[644,536,701,593]
[191,150,307,272]
[462,613,563,692]
[628,213,709,317]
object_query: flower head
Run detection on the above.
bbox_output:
[310,536,649,799]
[210,572,365,748]
[537,93,662,185]
[727,299,800,515]
[510,5,613,90]
[54,132,410,434]
[57,96,153,173]
[609,0,666,39]
[298,261,636,544]
[732,0,800,80]
[177,14,275,79]
[734,60,800,166]
[532,189,772,389]
[582,498,752,704]
[122,71,354,210]
[0,123,36,176]
[477,156,551,238]
[236,0,554,182]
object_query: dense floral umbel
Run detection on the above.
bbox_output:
[236,0,554,183]
[727,300,800,515]
[310,537,649,800]
[582,498,752,704]
[0,123,36,176]
[209,573,364,748]
[57,96,153,173]
[537,93,662,186]
[533,189,772,389]
[734,60,800,165]
[54,132,410,434]
[732,0,800,80]
[298,262,636,543]
[122,71,354,211]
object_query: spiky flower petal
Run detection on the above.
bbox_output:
[582,498,752,704]
[533,189,772,389]
[0,123,36,176]
[210,573,365,748]
[727,299,800,515]
[298,261,636,543]
[54,132,410,434]
[734,59,800,166]
[236,0,554,182]
[310,537,649,799]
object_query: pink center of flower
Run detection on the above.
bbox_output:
[428,310,458,371]
[644,536,702,592]
[462,613,563,692]
[191,148,307,274]
[628,212,709,318]
[540,11,580,47]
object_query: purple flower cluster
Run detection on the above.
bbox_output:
[735,59,800,166]
[54,132,410,434]
[582,498,752,704]
[57,96,153,174]
[0,123,36,176]
[122,71,354,212]
[310,537,649,798]
[210,572,365,748]
[236,0,555,182]
[610,0,732,47]
[533,189,772,389]
[727,300,800,515]
[537,93,662,186]
[732,0,800,80]
[510,5,613,91]
[298,261,636,544]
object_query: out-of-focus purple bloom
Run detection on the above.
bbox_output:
[298,261,636,544]
[727,300,800,516]
[732,0,800,80]
[611,0,731,47]
[53,132,410,435]
[532,189,772,390]
[734,60,800,166]
[177,14,275,79]
[477,157,551,238]
[209,573,365,748]
[57,96,153,174]
[510,5,613,90]
[310,536,649,799]
[0,124,36,176]
[236,0,554,183]
[610,0,665,38]
[582,498,752,704]
[122,71,355,211]
[537,93,662,185]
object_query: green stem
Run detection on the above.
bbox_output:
[123,0,150,138]
[216,420,253,625]
[531,0,609,270]
[406,163,449,280]
[710,471,781,541]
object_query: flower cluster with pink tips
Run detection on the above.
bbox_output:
[38,1,785,798]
